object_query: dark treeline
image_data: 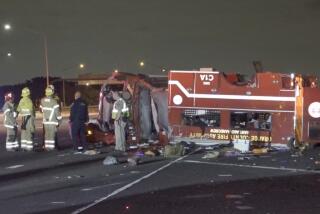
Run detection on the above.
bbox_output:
[0,77,100,110]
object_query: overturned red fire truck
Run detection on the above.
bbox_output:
[168,69,320,147]
[88,67,320,148]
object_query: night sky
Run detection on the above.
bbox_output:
[0,0,319,85]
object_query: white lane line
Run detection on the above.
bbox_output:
[236,205,254,210]
[218,174,232,177]
[72,149,200,214]
[81,182,123,191]
[184,160,320,174]
[51,201,66,204]
[225,194,244,199]
[6,165,24,169]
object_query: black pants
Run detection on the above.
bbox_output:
[71,122,86,150]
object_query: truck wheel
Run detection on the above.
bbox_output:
[287,137,296,150]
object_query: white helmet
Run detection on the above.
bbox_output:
[48,84,55,92]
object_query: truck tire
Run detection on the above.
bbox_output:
[287,137,296,150]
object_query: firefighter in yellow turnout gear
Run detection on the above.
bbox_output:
[48,84,61,149]
[2,92,19,151]
[40,87,62,150]
[17,87,35,151]
[112,91,129,152]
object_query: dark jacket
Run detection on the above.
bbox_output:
[70,98,89,123]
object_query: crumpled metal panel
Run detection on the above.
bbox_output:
[151,90,169,134]
[139,88,152,140]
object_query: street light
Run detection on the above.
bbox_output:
[3,24,11,31]
[7,52,12,57]
[3,23,50,86]
[138,60,167,73]
[79,63,85,69]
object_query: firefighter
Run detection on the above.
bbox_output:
[2,92,19,151]
[17,87,35,151]
[102,86,113,131]
[48,84,61,149]
[111,91,129,152]
[40,87,62,151]
[70,91,89,152]
[48,84,61,108]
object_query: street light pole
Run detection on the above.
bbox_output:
[43,34,49,86]
[62,78,66,106]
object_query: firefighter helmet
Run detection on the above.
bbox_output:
[103,85,111,95]
[21,87,30,97]
[48,84,55,92]
[4,92,13,101]
[45,87,54,96]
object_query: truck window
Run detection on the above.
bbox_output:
[231,112,271,130]
[231,112,248,129]
[282,76,294,89]
[182,109,220,127]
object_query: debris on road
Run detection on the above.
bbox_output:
[144,150,156,157]
[127,156,139,166]
[220,147,241,157]
[103,156,118,165]
[252,148,269,155]
[202,151,220,159]
[83,150,100,155]
[164,143,186,158]
[233,139,250,153]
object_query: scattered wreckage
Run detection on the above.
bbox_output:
[86,64,320,159]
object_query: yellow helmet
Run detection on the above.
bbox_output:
[45,87,54,96]
[21,87,30,97]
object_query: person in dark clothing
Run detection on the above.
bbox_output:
[69,91,89,152]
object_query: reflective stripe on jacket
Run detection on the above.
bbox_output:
[2,101,17,129]
[17,97,34,117]
[40,97,62,125]
[112,98,129,119]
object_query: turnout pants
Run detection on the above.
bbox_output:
[114,119,126,152]
[44,124,57,150]
[21,116,35,151]
[6,126,18,151]
[71,122,87,150]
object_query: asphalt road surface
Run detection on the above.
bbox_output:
[1,118,320,214]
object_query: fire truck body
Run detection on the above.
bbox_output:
[87,72,168,145]
[168,69,320,146]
